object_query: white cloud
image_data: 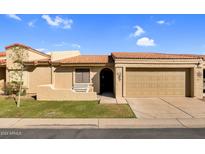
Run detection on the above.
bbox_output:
[136,37,156,47]
[156,20,171,25]
[41,15,73,29]
[71,43,81,49]
[36,48,47,51]
[131,25,145,37]
[54,42,81,49]
[157,20,165,24]
[28,20,36,27]
[6,14,21,21]
[54,42,67,47]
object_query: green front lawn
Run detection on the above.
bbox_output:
[0,97,135,118]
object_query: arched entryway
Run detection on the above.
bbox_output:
[100,68,113,94]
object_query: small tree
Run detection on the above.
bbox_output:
[9,46,28,107]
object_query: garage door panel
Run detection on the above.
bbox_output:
[126,68,190,97]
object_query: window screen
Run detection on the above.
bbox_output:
[75,69,90,83]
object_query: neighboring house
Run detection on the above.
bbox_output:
[0,52,6,93]
[0,43,204,100]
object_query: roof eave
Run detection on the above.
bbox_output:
[53,62,113,66]
[5,43,50,58]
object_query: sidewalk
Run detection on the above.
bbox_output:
[1,118,205,129]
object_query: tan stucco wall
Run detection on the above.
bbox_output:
[27,63,205,99]
[51,51,80,61]
[27,66,51,94]
[28,50,49,61]
[37,85,97,101]
[53,66,73,89]
[114,67,123,98]
[191,66,203,98]
[114,58,203,99]
[6,48,49,70]
[53,66,114,94]
[6,47,50,89]
[36,66,106,100]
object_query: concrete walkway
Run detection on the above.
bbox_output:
[98,92,127,104]
[98,93,117,104]
[1,118,205,129]
[127,97,205,119]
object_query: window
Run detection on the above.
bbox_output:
[75,69,90,83]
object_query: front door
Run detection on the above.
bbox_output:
[100,68,113,93]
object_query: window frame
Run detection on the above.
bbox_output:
[75,68,90,83]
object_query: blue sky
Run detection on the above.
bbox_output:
[0,14,205,55]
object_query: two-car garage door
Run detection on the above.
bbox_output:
[126,68,191,97]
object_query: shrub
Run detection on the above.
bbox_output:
[3,83,14,95]
[16,88,27,96]
[4,82,26,96]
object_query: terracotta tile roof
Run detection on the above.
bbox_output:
[111,52,202,59]
[55,55,113,64]
[193,54,205,60]
[5,43,50,57]
[0,52,6,57]
[5,43,33,50]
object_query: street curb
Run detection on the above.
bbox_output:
[0,118,205,129]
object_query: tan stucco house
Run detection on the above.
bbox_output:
[0,43,204,101]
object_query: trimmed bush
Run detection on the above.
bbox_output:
[4,82,26,96]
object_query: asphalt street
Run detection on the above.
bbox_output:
[1,128,205,139]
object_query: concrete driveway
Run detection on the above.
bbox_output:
[127,97,205,119]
